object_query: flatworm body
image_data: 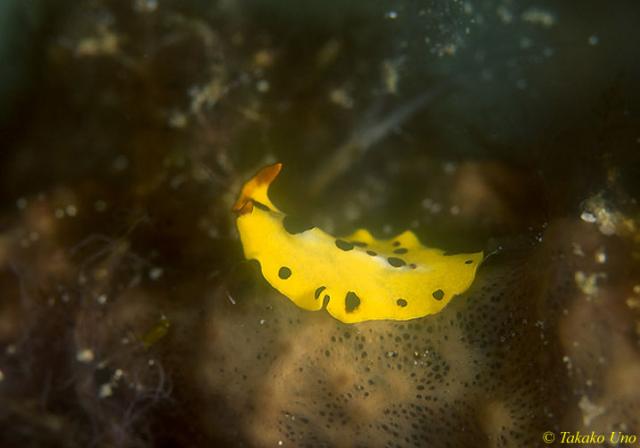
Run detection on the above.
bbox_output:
[233,163,483,323]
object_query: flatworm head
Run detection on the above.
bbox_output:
[233,163,483,324]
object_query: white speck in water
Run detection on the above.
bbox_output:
[6,345,16,355]
[148,359,155,366]
[594,248,607,264]
[278,441,283,446]
[521,8,556,28]
[519,37,533,49]
[134,0,158,13]
[443,161,457,174]
[168,111,188,128]
[421,197,443,214]
[94,200,108,212]
[76,349,95,363]
[382,59,399,94]
[65,205,78,217]
[344,203,361,222]
[260,319,266,325]
[54,208,65,219]
[572,242,585,257]
[99,383,113,398]
[121,337,130,345]
[16,197,27,210]
[588,35,599,46]
[450,205,461,216]
[149,267,163,280]
[437,43,457,57]
[112,155,129,172]
[256,80,270,93]
[385,10,398,19]
[496,6,513,23]
[170,174,186,189]
[97,294,108,305]
[329,88,354,109]
[580,211,597,223]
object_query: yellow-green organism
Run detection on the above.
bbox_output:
[233,163,483,323]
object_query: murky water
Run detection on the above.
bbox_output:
[1,1,639,446]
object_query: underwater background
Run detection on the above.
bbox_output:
[1,0,639,446]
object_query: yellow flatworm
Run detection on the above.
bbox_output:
[233,163,483,323]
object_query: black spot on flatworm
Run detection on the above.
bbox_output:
[396,298,408,307]
[345,292,360,312]
[432,289,445,300]
[335,239,354,251]
[387,257,406,268]
[366,250,377,256]
[283,215,315,234]
[351,241,367,247]
[465,259,473,264]
[409,263,417,269]
[314,286,326,299]
[392,241,401,247]
[252,201,270,211]
[322,295,331,309]
[393,248,408,254]
[278,267,292,279]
